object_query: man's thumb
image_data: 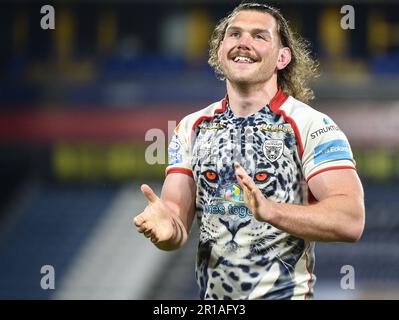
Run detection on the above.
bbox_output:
[141,184,159,204]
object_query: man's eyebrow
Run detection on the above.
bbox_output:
[226,25,272,35]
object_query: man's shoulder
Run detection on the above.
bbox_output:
[282,96,321,117]
[176,99,225,134]
[281,96,329,126]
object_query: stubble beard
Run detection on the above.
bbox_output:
[221,62,258,86]
[222,64,274,89]
[220,56,276,88]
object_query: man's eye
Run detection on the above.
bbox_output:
[230,32,239,37]
[255,34,265,40]
[204,170,218,182]
[254,172,269,182]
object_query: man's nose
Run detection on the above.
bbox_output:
[237,33,252,50]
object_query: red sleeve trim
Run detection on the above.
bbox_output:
[306,165,356,182]
[166,167,194,179]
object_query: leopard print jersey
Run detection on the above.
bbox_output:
[166,90,355,300]
[191,104,309,300]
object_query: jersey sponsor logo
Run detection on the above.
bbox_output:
[259,123,294,135]
[198,122,226,133]
[323,117,330,125]
[203,203,253,219]
[204,184,253,219]
[310,119,341,139]
[313,139,352,164]
[263,139,284,162]
[168,135,183,165]
[215,184,243,203]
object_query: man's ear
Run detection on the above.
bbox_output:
[276,47,291,70]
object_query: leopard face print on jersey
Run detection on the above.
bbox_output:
[191,105,308,300]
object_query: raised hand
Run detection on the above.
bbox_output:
[234,162,270,221]
[133,184,176,244]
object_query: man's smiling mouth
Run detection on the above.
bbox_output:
[233,56,255,63]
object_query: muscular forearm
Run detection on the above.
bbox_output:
[264,195,365,242]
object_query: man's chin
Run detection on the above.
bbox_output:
[226,76,258,85]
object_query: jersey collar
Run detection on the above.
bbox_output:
[222,88,288,114]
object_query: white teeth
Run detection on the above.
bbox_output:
[233,56,254,63]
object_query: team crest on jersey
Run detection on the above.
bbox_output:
[263,139,284,162]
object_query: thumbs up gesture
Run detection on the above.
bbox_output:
[133,184,176,244]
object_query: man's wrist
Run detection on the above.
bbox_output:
[261,199,281,226]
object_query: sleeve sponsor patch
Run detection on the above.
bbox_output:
[313,139,352,164]
[168,134,183,165]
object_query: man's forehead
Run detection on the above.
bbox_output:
[227,10,277,31]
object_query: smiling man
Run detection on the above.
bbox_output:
[134,3,365,300]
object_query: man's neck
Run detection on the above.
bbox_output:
[226,80,278,117]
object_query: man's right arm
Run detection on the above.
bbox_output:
[134,172,196,251]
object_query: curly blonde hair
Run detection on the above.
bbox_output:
[208,2,319,103]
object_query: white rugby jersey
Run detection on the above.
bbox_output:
[166,89,356,300]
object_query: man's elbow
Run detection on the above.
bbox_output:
[342,210,365,243]
[344,224,364,243]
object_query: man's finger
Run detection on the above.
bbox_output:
[235,163,250,188]
[235,163,257,189]
[234,162,248,178]
[137,222,149,233]
[133,215,144,227]
[235,162,264,208]
[236,174,245,190]
[252,189,262,208]
[238,176,251,194]
[235,164,257,191]
[241,175,252,189]
[141,184,160,204]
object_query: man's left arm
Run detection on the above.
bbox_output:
[235,163,365,242]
